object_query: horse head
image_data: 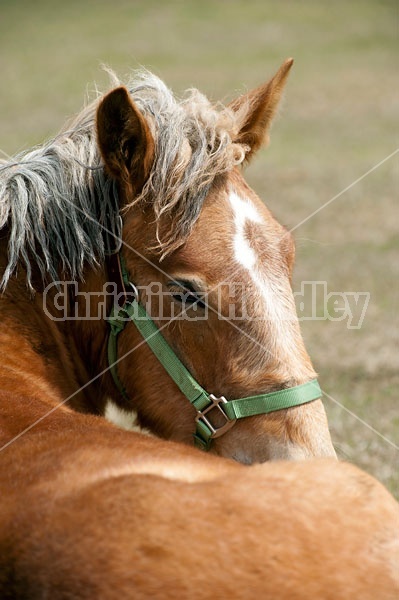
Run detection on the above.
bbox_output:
[94,60,336,463]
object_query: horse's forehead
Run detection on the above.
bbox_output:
[180,172,284,278]
[214,172,282,238]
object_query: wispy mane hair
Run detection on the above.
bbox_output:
[0,69,246,290]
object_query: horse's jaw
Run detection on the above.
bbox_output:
[209,399,337,464]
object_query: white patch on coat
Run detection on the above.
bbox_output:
[104,399,153,436]
[229,191,263,270]
[229,190,289,324]
[228,190,304,377]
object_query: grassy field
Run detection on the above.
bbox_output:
[1,0,397,496]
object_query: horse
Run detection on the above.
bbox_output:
[0,60,398,598]
[0,59,335,462]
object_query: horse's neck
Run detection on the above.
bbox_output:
[0,263,113,414]
[67,267,119,409]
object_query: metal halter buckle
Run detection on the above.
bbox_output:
[195,394,237,439]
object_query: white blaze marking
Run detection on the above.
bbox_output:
[228,190,303,376]
[229,190,283,321]
[229,191,263,270]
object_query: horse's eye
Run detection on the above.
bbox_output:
[167,280,206,310]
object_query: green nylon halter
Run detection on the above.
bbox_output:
[107,271,322,450]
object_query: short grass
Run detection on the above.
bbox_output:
[1,0,397,496]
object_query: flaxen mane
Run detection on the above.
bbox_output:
[0,70,246,291]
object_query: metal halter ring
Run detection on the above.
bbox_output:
[126,281,139,303]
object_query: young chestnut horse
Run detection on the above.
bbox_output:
[0,61,398,598]
[0,59,335,462]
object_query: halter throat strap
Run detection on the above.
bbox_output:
[106,255,322,450]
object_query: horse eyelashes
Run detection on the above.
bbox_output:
[167,280,207,309]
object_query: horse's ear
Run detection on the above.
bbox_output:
[96,87,155,194]
[230,58,294,161]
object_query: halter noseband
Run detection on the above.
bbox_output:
[105,253,322,450]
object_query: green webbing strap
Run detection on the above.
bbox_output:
[107,300,213,448]
[124,302,211,410]
[108,303,136,400]
[107,295,322,450]
[222,380,322,420]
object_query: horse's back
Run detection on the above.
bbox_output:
[1,417,398,599]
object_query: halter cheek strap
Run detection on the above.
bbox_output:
[106,257,322,450]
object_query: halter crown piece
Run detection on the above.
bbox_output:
[106,254,322,450]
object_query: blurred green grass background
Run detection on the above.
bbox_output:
[1,0,397,496]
